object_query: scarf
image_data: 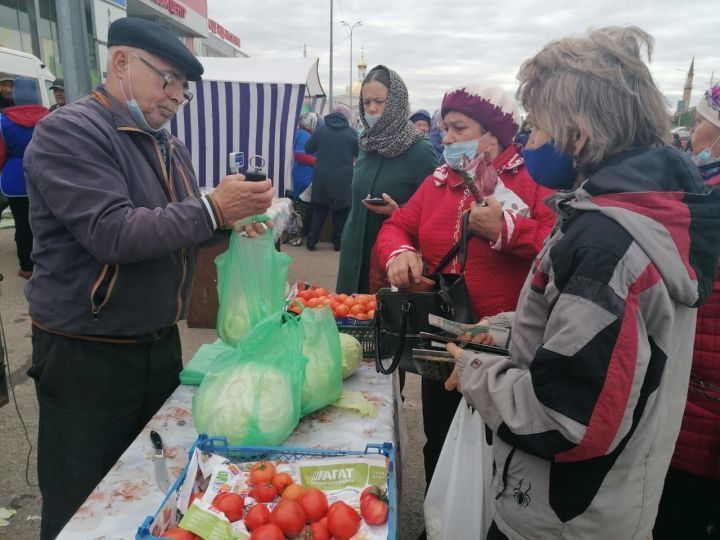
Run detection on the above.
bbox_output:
[359,65,425,159]
[699,159,720,184]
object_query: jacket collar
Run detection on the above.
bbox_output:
[91,84,169,135]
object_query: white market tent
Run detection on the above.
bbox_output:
[169,57,325,195]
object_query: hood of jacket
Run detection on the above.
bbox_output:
[553,146,720,307]
[4,104,48,127]
[324,112,350,130]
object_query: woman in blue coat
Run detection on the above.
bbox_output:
[290,112,317,244]
[0,77,48,278]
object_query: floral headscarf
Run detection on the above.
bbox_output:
[359,65,425,159]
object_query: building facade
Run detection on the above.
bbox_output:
[0,0,245,84]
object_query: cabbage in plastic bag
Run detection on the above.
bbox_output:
[193,312,306,446]
[300,307,343,416]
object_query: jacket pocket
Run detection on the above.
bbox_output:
[90,264,120,318]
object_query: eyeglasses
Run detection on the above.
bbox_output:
[131,53,193,105]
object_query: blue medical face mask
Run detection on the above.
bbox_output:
[522,141,576,190]
[365,113,381,129]
[120,65,161,134]
[692,134,720,166]
[443,139,480,170]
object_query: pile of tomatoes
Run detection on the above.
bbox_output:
[160,460,389,540]
[289,287,377,322]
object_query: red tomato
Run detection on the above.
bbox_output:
[299,487,328,523]
[359,485,389,525]
[212,492,244,522]
[354,313,369,321]
[301,521,330,540]
[326,502,361,540]
[336,293,349,302]
[335,304,350,318]
[160,528,196,540]
[367,309,376,319]
[244,503,271,531]
[250,523,285,540]
[299,290,314,301]
[368,300,377,311]
[314,287,329,298]
[270,500,307,537]
[271,472,294,495]
[318,516,328,528]
[250,482,278,503]
[281,483,305,502]
[345,297,358,308]
[307,298,320,308]
[249,461,276,485]
[326,501,344,516]
[350,304,365,315]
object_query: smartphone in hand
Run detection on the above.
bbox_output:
[363,197,386,206]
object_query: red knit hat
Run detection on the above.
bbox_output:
[441,84,520,147]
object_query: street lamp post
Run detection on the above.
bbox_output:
[340,20,361,122]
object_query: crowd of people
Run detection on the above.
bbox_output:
[2,13,720,540]
[291,25,720,540]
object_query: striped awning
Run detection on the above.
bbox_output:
[169,80,305,196]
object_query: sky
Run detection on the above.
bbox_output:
[209,0,720,115]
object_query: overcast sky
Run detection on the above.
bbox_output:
[209,1,719,115]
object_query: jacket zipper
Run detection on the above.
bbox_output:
[118,127,188,322]
[167,145,188,321]
[90,264,120,318]
[174,249,188,323]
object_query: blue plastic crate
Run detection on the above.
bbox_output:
[337,317,376,357]
[137,434,397,539]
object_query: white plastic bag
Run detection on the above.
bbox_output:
[424,398,487,540]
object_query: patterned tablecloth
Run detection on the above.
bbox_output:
[58,360,398,540]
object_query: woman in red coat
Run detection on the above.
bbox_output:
[375,84,556,487]
[654,83,720,540]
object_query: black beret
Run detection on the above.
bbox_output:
[108,17,203,81]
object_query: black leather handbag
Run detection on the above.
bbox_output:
[374,211,476,375]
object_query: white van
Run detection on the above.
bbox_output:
[0,46,56,108]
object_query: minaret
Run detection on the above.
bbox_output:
[357,46,367,82]
[682,56,694,112]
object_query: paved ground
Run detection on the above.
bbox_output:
[0,228,427,539]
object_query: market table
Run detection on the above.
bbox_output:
[57,360,401,540]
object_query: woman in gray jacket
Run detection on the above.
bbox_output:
[445,26,720,540]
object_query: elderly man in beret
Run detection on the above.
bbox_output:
[23,17,274,538]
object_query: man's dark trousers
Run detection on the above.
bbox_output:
[29,325,182,539]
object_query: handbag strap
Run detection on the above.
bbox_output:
[434,210,471,274]
[374,299,411,375]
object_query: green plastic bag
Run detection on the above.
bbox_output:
[192,312,307,446]
[180,340,235,386]
[299,305,344,416]
[215,228,291,347]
